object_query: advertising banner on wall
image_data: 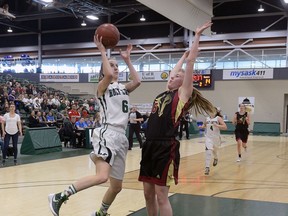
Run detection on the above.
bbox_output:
[88,73,99,83]
[223,69,273,80]
[140,71,169,81]
[238,97,255,114]
[39,74,79,82]
[88,72,126,82]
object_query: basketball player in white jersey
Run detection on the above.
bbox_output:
[48,35,141,216]
[199,108,227,175]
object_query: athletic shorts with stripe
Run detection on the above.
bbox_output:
[139,139,180,186]
[92,125,129,180]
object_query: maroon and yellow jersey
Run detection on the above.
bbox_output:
[146,90,191,140]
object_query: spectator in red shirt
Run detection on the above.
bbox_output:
[68,104,81,121]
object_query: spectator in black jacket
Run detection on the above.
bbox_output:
[128,106,143,149]
[58,116,76,148]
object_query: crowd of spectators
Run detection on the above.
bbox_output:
[0,78,101,148]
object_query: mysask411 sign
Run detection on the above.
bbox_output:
[222,69,273,80]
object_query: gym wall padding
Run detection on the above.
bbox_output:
[189,122,200,134]
[20,127,62,155]
[252,122,281,136]
[221,121,235,135]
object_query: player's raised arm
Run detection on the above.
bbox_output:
[94,34,113,97]
[180,21,213,102]
[121,44,141,93]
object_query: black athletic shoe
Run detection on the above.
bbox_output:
[204,167,210,175]
[48,192,69,216]
[91,210,110,216]
[213,158,218,167]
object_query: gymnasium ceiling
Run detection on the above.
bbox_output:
[0,0,287,48]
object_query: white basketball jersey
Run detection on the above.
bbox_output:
[97,82,130,130]
[205,116,220,139]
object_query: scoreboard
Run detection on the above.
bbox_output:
[193,74,212,88]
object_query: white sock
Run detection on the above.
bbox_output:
[205,149,213,168]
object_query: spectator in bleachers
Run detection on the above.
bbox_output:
[58,99,67,111]
[28,111,46,128]
[36,111,48,127]
[51,95,61,108]
[22,94,33,113]
[5,82,12,94]
[8,90,16,102]
[55,110,64,127]
[0,92,8,110]
[42,111,48,123]
[85,116,95,128]
[33,93,43,104]
[26,84,33,95]
[81,106,89,119]
[33,99,41,111]
[47,94,54,110]
[3,101,9,114]
[46,111,57,127]
[68,104,81,121]
[0,86,4,96]
[94,112,101,128]
[14,82,24,95]
[32,86,38,95]
[41,99,49,113]
[75,117,88,130]
[82,99,89,110]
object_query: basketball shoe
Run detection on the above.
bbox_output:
[213,158,218,166]
[204,167,210,175]
[48,192,69,216]
[91,210,110,216]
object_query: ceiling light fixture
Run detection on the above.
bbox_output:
[7,27,13,33]
[140,15,146,21]
[81,20,86,26]
[41,0,53,3]
[258,4,264,12]
[284,0,288,3]
[86,15,99,20]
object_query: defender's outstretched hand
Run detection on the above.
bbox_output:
[195,21,213,36]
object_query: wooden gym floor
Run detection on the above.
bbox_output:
[1,134,288,216]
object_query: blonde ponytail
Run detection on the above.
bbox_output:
[188,88,216,116]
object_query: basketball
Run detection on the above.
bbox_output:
[95,23,120,49]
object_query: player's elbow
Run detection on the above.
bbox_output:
[134,79,141,87]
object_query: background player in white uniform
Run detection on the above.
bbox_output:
[199,108,227,175]
[48,35,141,216]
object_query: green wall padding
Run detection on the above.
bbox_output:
[20,127,62,155]
[221,121,235,134]
[189,122,200,134]
[253,122,280,136]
